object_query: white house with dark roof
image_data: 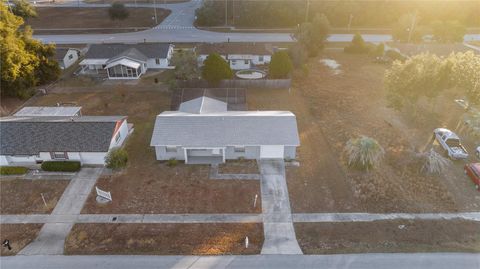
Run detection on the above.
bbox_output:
[79,43,174,79]
[196,43,275,70]
[0,113,131,166]
[150,96,299,164]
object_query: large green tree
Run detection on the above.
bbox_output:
[269,51,293,79]
[11,0,37,19]
[448,52,480,103]
[171,50,200,80]
[109,2,129,21]
[293,13,330,57]
[201,53,233,85]
[1,3,60,98]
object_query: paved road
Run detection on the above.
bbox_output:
[19,168,103,255]
[2,253,479,269]
[31,0,480,44]
[259,159,302,255]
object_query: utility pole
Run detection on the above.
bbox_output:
[225,0,228,26]
[347,14,353,32]
[407,10,418,43]
[305,0,310,22]
[232,0,235,26]
[153,0,158,24]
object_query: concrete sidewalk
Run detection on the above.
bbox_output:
[19,168,103,255]
[259,159,302,255]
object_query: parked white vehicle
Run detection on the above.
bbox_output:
[433,128,468,159]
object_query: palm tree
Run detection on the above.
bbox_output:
[345,136,385,170]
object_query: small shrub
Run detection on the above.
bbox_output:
[154,78,159,84]
[109,2,129,21]
[0,166,28,175]
[105,148,128,170]
[269,50,293,79]
[345,136,385,171]
[41,161,81,172]
[419,149,452,174]
[167,158,178,167]
[344,33,371,54]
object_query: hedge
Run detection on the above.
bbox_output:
[41,161,81,172]
[0,166,29,175]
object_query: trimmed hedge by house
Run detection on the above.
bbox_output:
[0,166,29,175]
[41,161,81,172]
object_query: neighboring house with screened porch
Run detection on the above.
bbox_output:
[79,43,174,79]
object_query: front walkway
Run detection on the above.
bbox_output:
[259,159,302,255]
[18,168,103,255]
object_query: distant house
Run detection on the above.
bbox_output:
[150,96,300,164]
[196,43,275,70]
[79,43,174,79]
[55,48,80,69]
[14,106,82,117]
[0,109,132,166]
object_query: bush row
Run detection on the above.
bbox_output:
[41,161,81,172]
[0,166,29,175]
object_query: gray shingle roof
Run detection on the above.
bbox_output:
[0,116,126,155]
[14,106,82,117]
[85,43,171,59]
[150,111,300,147]
[106,48,148,64]
[196,43,275,55]
[179,96,227,114]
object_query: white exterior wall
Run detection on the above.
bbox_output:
[109,120,129,149]
[229,59,251,70]
[61,49,79,69]
[251,55,271,65]
[146,45,174,69]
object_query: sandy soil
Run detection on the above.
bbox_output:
[0,224,43,256]
[295,220,480,254]
[65,223,263,255]
[219,160,259,174]
[32,88,261,214]
[27,7,170,34]
[0,179,69,214]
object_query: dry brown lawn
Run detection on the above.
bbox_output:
[32,87,261,214]
[0,179,69,214]
[247,50,480,213]
[295,220,480,254]
[65,223,263,255]
[218,160,259,174]
[0,224,43,256]
[27,7,170,34]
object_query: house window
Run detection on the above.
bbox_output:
[259,56,264,61]
[114,132,121,143]
[68,54,74,60]
[234,146,245,153]
[244,60,249,64]
[231,60,237,65]
[52,152,68,160]
[166,146,177,153]
[155,58,161,65]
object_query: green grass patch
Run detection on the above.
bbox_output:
[0,166,29,175]
[41,161,81,172]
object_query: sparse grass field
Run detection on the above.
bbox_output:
[247,50,480,213]
[65,223,263,255]
[295,220,480,254]
[0,224,43,256]
[27,7,171,34]
[31,86,261,214]
[0,179,69,214]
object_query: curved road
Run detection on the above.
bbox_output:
[33,1,480,44]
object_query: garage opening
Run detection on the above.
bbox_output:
[260,145,284,159]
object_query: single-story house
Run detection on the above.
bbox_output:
[79,43,174,79]
[196,43,275,70]
[150,96,300,164]
[0,113,131,166]
[14,106,82,117]
[55,48,80,69]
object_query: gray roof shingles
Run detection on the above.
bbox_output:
[0,116,125,155]
[85,43,171,59]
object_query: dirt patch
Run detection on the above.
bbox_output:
[0,179,69,214]
[31,89,261,214]
[65,223,263,255]
[219,160,259,174]
[0,224,43,256]
[295,220,480,254]
[0,97,25,116]
[27,7,170,34]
